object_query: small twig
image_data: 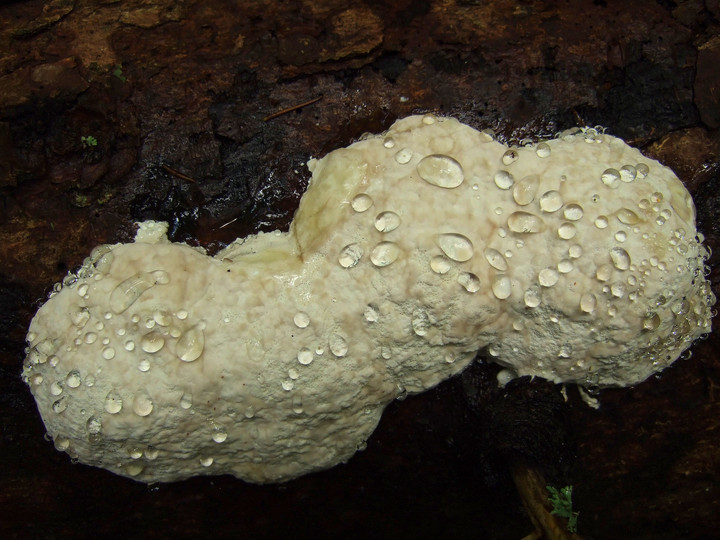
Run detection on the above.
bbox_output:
[161,163,196,183]
[263,95,323,121]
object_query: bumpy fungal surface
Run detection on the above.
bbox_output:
[23,115,714,483]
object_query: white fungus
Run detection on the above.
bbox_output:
[23,115,714,483]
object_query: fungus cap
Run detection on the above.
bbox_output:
[23,115,714,483]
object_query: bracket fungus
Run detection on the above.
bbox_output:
[23,115,714,483]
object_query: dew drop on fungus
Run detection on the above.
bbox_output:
[339,243,363,268]
[110,271,161,314]
[508,212,545,233]
[430,255,452,274]
[563,204,584,221]
[412,309,430,336]
[492,276,512,299]
[539,191,563,213]
[102,347,116,360]
[105,390,123,414]
[132,391,154,417]
[329,334,348,357]
[176,325,205,362]
[616,208,640,225]
[493,170,514,190]
[557,223,576,240]
[294,312,310,328]
[65,370,81,388]
[436,233,474,262]
[370,242,401,267]
[374,211,401,233]
[351,193,373,212]
[395,148,413,164]
[458,272,481,293]
[141,332,165,354]
[594,216,609,229]
[580,293,597,313]
[501,149,518,165]
[610,247,631,270]
[512,175,538,206]
[297,347,314,365]
[416,154,465,188]
[524,288,541,307]
[601,168,620,188]
[484,248,508,271]
[538,268,559,287]
[535,142,551,158]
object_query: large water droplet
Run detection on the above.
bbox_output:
[507,212,545,233]
[416,154,464,188]
[492,276,512,299]
[502,149,518,165]
[557,223,576,240]
[601,168,620,188]
[535,142,551,158]
[484,248,508,271]
[395,148,413,164]
[351,193,373,212]
[563,204,584,221]
[102,346,115,360]
[580,293,597,313]
[616,208,640,225]
[374,211,401,233]
[619,165,637,182]
[610,247,631,270]
[513,175,538,206]
[557,260,574,273]
[110,272,160,314]
[52,396,68,414]
[370,242,401,267]
[493,170,514,190]
[458,272,481,293]
[538,268,559,287]
[412,309,430,336]
[65,370,81,389]
[339,243,363,268]
[133,391,154,417]
[436,233,474,262]
[212,425,228,443]
[524,288,541,307]
[298,347,314,365]
[86,415,102,435]
[105,390,123,414]
[329,334,348,357]
[539,191,563,213]
[141,332,165,354]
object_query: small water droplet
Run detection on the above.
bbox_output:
[180,392,193,409]
[200,456,213,467]
[563,204,584,221]
[536,142,551,158]
[507,212,545,233]
[557,223,576,240]
[52,396,68,413]
[370,242,401,267]
[138,359,151,372]
[77,283,89,297]
[615,231,627,242]
[484,248,508,271]
[436,233,474,262]
[412,308,430,336]
[430,255,452,274]
[110,272,161,314]
[616,208,640,225]
[176,309,188,320]
[71,307,90,328]
[619,164,636,182]
[557,260,574,273]
[501,149,518,165]
[493,170,514,190]
[374,211,401,232]
[395,148,413,164]
[596,264,613,281]
[364,304,380,322]
[351,193,373,212]
[141,332,165,354]
[458,272,481,293]
[84,332,98,344]
[282,380,294,391]
[636,163,650,177]
[383,137,395,148]
[86,415,102,435]
[539,191,563,213]
[329,334,348,357]
[212,425,228,443]
[594,215,609,229]
[512,175,538,206]
[294,312,310,328]
[643,313,661,330]
[601,168,620,188]
[65,370,81,388]
[339,243,363,268]
[124,340,135,351]
[102,346,115,360]
[610,247,631,270]
[132,391,154,417]
[611,283,626,298]
[416,154,465,188]
[568,244,583,258]
[538,268,559,287]
[524,287,541,307]
[176,325,204,362]
[105,390,123,414]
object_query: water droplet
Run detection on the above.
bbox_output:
[412,308,430,336]
[176,325,204,362]
[492,276,512,299]
[298,347,314,365]
[50,381,63,396]
[141,332,165,354]
[281,380,294,391]
[212,426,228,443]
[105,390,123,414]
[610,247,631,270]
[596,264,613,281]
[568,244,583,258]
[374,211,401,233]
[501,149,518,165]
[292,396,304,414]
[512,175,538,206]
[102,346,115,360]
[539,191,563,212]
[294,312,310,328]
[416,154,465,188]
[86,416,102,435]
[538,268,559,287]
[430,255,452,274]
[484,248,508,271]
[351,193,373,212]
[54,437,70,451]
[383,137,395,148]
[493,170,514,190]
[110,271,160,314]
[138,358,151,372]
[133,391,154,417]
[557,223,576,240]
[124,340,135,351]
[200,456,214,467]
[563,204,584,221]
[339,243,363,268]
[144,446,159,460]
[153,310,172,327]
[329,334,348,357]
[52,396,68,413]
[364,304,380,322]
[458,272,481,293]
[557,260,574,273]
[436,233,474,262]
[611,283,626,297]
[65,370,81,388]
[615,231,627,242]
[601,168,620,188]
[616,208,640,225]
[643,313,661,331]
[524,287,541,307]
[370,242,401,267]
[580,293,597,313]
[179,392,193,410]
[594,215,609,229]
[422,114,436,124]
[395,148,413,164]
[77,283,89,297]
[176,309,188,320]
[536,142,551,158]
[619,164,636,182]
[71,307,90,328]
[507,212,545,233]
[84,332,98,344]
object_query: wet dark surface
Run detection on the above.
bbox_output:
[1,1,720,538]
